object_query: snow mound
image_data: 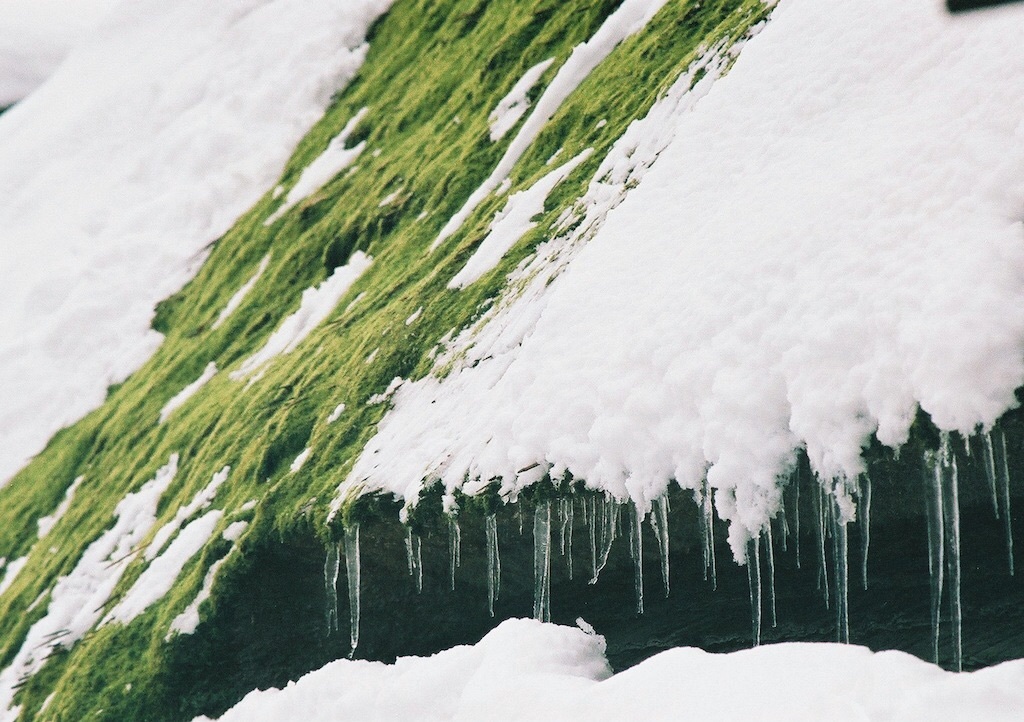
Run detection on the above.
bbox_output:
[202,620,1024,722]
[342,0,1024,557]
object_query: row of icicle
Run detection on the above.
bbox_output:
[326,429,1015,671]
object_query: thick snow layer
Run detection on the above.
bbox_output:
[0,0,116,106]
[488,58,554,142]
[430,0,670,250]
[230,251,373,379]
[264,107,369,225]
[159,362,218,423]
[448,149,592,289]
[105,508,223,626]
[201,619,1024,722]
[0,0,394,486]
[0,455,178,716]
[36,475,84,538]
[344,0,1024,556]
[213,254,271,330]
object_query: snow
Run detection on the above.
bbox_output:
[0,556,27,598]
[146,466,229,562]
[230,252,373,379]
[264,108,369,225]
[448,150,593,289]
[213,254,271,330]
[430,0,670,250]
[0,0,116,106]
[290,447,312,473]
[327,403,347,423]
[222,520,249,543]
[488,58,555,142]
[104,508,224,626]
[168,555,230,638]
[0,0,394,486]
[36,475,84,538]
[405,307,423,326]
[342,0,1024,558]
[0,455,178,716]
[200,619,1024,722]
[159,362,218,423]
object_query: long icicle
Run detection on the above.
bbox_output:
[654,495,670,597]
[702,478,718,590]
[996,429,1015,576]
[832,492,849,644]
[747,535,762,647]
[765,524,777,629]
[939,434,962,672]
[860,473,871,591]
[983,432,1000,519]
[563,498,574,580]
[924,447,945,666]
[630,504,644,615]
[405,527,423,593]
[324,543,341,635]
[449,516,462,591]
[588,496,598,581]
[794,464,802,570]
[344,524,361,657]
[816,483,830,609]
[486,513,501,617]
[533,501,552,622]
[590,497,619,585]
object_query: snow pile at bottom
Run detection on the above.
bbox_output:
[201,619,1024,722]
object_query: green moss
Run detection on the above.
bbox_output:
[0,1,777,718]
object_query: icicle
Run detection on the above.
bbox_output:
[779,487,790,553]
[588,496,598,581]
[564,498,574,580]
[654,495,670,597]
[859,473,871,591]
[995,429,1015,576]
[533,501,552,622]
[701,478,717,590]
[794,465,801,570]
[924,446,945,666]
[939,435,962,672]
[486,513,500,617]
[630,505,644,615]
[747,536,762,647]
[983,432,1000,519]
[815,484,830,609]
[343,524,361,656]
[831,494,849,644]
[448,516,461,591]
[324,543,341,635]
[764,525,777,629]
[589,497,619,585]
[405,527,423,593]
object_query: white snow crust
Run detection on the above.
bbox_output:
[201,619,1024,722]
[105,508,224,626]
[343,0,1024,557]
[0,556,27,598]
[264,108,370,225]
[213,254,271,330]
[0,0,394,486]
[430,0,670,250]
[488,58,555,142]
[230,252,373,379]
[145,466,229,562]
[0,455,179,716]
[160,362,218,423]
[448,149,592,289]
[35,475,84,538]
